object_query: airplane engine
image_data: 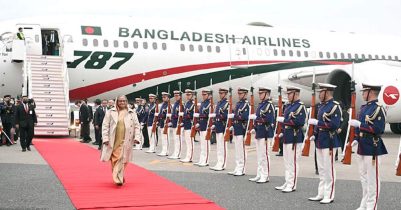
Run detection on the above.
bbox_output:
[325,61,401,134]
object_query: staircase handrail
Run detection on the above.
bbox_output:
[61,35,72,121]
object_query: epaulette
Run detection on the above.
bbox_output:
[268,101,272,104]
[376,102,383,107]
[245,100,249,103]
[333,101,339,105]
[298,101,304,105]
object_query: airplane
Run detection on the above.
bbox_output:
[0,15,400,136]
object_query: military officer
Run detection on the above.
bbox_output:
[145,94,157,153]
[209,87,229,171]
[349,83,387,210]
[134,98,146,150]
[193,89,212,167]
[181,89,195,163]
[1,95,14,146]
[156,92,171,156]
[227,87,250,176]
[168,91,184,159]
[249,87,275,183]
[275,86,306,192]
[307,83,342,204]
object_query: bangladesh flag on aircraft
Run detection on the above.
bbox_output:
[81,26,102,35]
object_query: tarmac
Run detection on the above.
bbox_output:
[0,125,400,210]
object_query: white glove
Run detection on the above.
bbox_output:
[168,122,173,127]
[140,122,144,127]
[179,112,184,117]
[249,114,257,120]
[277,117,284,122]
[228,113,235,119]
[155,113,159,117]
[278,133,283,138]
[229,126,234,131]
[210,125,216,130]
[195,123,200,128]
[250,129,256,134]
[308,119,319,125]
[309,135,315,141]
[180,123,184,127]
[351,140,358,147]
[350,119,361,128]
[167,114,172,117]
[209,113,216,118]
[193,113,200,118]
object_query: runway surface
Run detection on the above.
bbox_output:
[0,127,400,209]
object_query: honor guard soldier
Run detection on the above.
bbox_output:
[157,92,171,156]
[307,83,342,204]
[134,98,146,150]
[1,95,14,146]
[168,91,184,159]
[275,86,306,192]
[209,87,229,171]
[227,87,250,176]
[181,89,195,163]
[349,83,387,210]
[145,94,157,153]
[193,89,212,167]
[249,87,275,183]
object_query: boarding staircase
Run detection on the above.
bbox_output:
[14,35,74,136]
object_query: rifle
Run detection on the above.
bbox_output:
[272,72,282,151]
[151,86,159,135]
[396,136,401,176]
[224,75,233,142]
[176,82,183,135]
[343,62,356,165]
[205,79,214,140]
[245,74,254,146]
[191,81,198,138]
[302,68,316,156]
[163,85,171,135]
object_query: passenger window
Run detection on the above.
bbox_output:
[311,51,316,58]
[319,52,323,58]
[348,53,352,59]
[382,55,385,60]
[216,46,220,53]
[375,55,379,60]
[143,42,148,49]
[152,42,157,50]
[207,46,212,53]
[257,48,262,56]
[296,50,301,57]
[93,39,98,47]
[362,54,365,60]
[162,43,167,50]
[124,41,128,48]
[198,45,203,52]
[334,53,338,59]
[180,44,185,51]
[355,54,359,60]
[35,35,39,42]
[274,49,278,56]
[396,56,399,61]
[189,45,194,52]
[265,49,270,56]
[388,55,392,60]
[243,48,247,55]
[289,50,293,57]
[114,40,118,48]
[326,52,330,59]
[103,40,108,47]
[83,38,88,46]
[340,53,344,59]
[133,41,138,49]
[304,51,309,57]
[368,55,372,60]
[281,50,285,56]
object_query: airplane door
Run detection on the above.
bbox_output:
[16,24,42,55]
[229,39,249,68]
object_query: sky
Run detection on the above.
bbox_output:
[1,0,401,36]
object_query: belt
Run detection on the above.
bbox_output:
[360,132,381,138]
[215,119,221,122]
[285,125,300,130]
[233,120,242,123]
[257,122,265,126]
[200,118,206,121]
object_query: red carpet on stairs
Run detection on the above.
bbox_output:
[34,139,224,210]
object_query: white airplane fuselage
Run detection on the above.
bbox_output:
[0,15,401,125]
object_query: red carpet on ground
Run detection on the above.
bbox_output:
[34,139,223,210]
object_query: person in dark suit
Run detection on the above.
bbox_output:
[78,100,91,143]
[14,96,37,152]
[84,99,93,142]
[1,95,14,147]
[48,30,59,55]
[42,34,49,55]
[94,99,108,150]
[92,99,101,146]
